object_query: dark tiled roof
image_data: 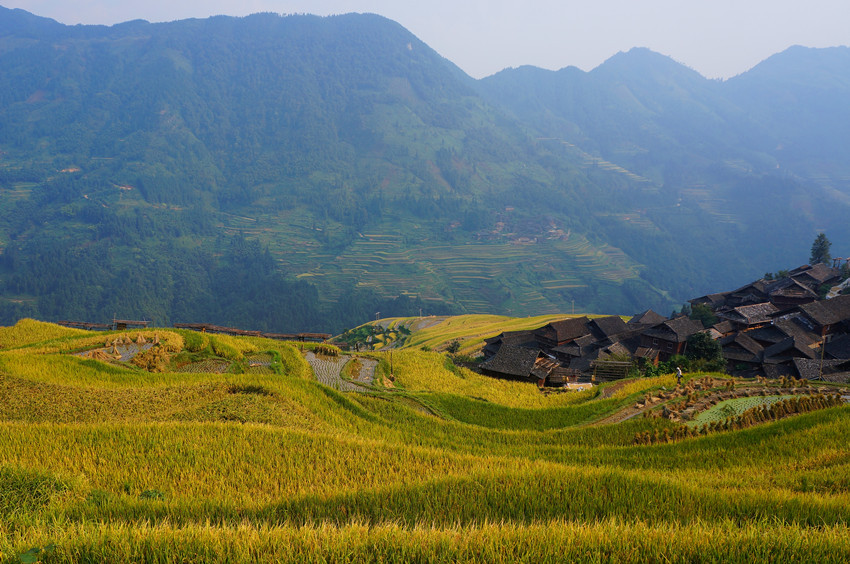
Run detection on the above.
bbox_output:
[773,319,820,347]
[731,280,769,296]
[792,358,850,381]
[628,309,668,326]
[825,334,850,359]
[551,334,596,358]
[747,325,789,345]
[706,328,723,340]
[590,316,629,339]
[764,364,797,379]
[762,337,818,363]
[600,341,631,359]
[689,293,730,307]
[534,317,590,343]
[766,277,818,299]
[711,320,735,335]
[635,346,659,360]
[819,372,850,383]
[792,263,840,286]
[497,330,538,347]
[788,264,811,276]
[642,316,703,342]
[569,352,598,373]
[482,330,538,359]
[720,333,764,363]
[531,356,560,380]
[479,345,540,378]
[614,334,644,355]
[800,295,850,326]
[721,332,764,355]
[719,302,778,325]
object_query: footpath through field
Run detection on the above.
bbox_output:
[305,352,377,392]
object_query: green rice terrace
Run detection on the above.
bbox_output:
[228,208,646,317]
[1,317,849,562]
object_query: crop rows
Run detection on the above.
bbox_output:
[175,359,232,373]
[691,395,795,425]
[299,228,643,312]
[3,321,849,562]
[305,351,368,392]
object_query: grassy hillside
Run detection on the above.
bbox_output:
[1,319,848,562]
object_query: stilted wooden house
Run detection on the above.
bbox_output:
[638,316,703,361]
[789,263,841,291]
[719,332,764,374]
[717,302,778,331]
[793,294,850,337]
[533,317,590,349]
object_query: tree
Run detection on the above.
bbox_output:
[685,332,724,372]
[810,233,832,265]
[690,303,718,328]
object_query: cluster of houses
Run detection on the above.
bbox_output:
[479,263,850,386]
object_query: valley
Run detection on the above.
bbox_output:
[2,7,850,560]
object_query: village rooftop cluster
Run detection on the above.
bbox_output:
[479,263,850,385]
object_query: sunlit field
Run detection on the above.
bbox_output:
[1,319,848,563]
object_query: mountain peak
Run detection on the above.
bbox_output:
[0,5,64,36]
[593,47,705,81]
[733,45,850,85]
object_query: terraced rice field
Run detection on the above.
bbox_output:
[331,234,640,314]
[245,352,275,374]
[691,395,795,426]
[346,357,378,387]
[174,359,232,374]
[305,352,376,392]
[2,320,850,562]
[680,187,740,225]
[222,203,647,315]
[75,343,154,363]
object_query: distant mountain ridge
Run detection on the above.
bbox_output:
[0,6,849,332]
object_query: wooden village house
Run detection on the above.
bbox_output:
[477,264,850,386]
[638,316,703,362]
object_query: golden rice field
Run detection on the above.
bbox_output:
[1,318,849,563]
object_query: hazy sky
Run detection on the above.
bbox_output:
[4,1,849,79]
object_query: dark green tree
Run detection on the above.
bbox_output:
[690,303,719,328]
[685,331,724,372]
[810,233,832,265]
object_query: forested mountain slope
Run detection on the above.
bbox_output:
[0,7,848,332]
[477,47,850,290]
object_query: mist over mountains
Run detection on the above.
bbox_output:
[1,6,848,332]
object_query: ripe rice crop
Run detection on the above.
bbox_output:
[0,318,87,349]
[0,320,848,562]
[610,374,677,400]
[174,359,232,374]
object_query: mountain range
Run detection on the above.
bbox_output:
[1,6,849,332]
